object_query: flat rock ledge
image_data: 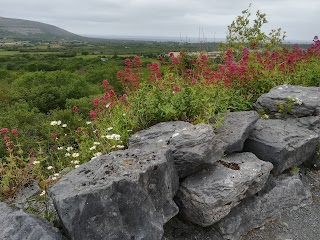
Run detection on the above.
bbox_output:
[215,111,260,154]
[175,152,273,227]
[244,119,319,175]
[0,202,66,240]
[215,174,313,240]
[50,147,179,240]
[129,121,226,178]
[255,84,320,117]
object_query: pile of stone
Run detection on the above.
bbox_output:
[1,84,319,240]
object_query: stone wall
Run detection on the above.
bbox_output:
[1,84,319,240]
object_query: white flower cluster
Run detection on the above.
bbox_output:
[51,173,60,181]
[50,120,67,127]
[292,98,303,105]
[104,134,121,140]
[66,146,73,152]
[94,152,102,157]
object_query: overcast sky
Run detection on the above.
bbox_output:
[1,0,319,41]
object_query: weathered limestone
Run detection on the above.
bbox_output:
[215,111,260,154]
[175,152,273,227]
[255,84,320,117]
[50,147,179,240]
[129,121,226,178]
[215,174,312,240]
[0,202,66,240]
[244,119,319,175]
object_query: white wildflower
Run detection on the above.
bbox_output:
[94,152,102,157]
[113,134,121,141]
[71,160,80,164]
[105,134,121,140]
[62,124,67,128]
[66,146,73,152]
[53,173,60,177]
[57,147,63,150]
[107,127,113,131]
[51,177,57,181]
[39,190,46,196]
[50,121,57,126]
[127,129,133,132]
[116,145,125,149]
[106,103,111,108]
[90,146,96,151]
[57,120,61,125]
[75,165,80,169]
[47,166,54,170]
[33,161,40,165]
[65,153,71,157]
[72,153,79,158]
[93,142,101,145]
[293,98,303,105]
[86,121,92,125]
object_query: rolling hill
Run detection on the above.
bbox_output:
[0,16,86,41]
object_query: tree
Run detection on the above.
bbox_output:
[222,4,286,53]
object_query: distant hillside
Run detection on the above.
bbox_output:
[0,16,86,41]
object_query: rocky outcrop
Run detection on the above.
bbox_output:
[0,202,66,240]
[129,121,226,178]
[50,147,179,240]
[255,84,320,117]
[215,111,260,154]
[175,152,273,226]
[215,174,312,240]
[244,119,319,175]
[5,85,318,240]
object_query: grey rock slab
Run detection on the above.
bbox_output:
[50,147,179,240]
[255,84,320,117]
[215,111,260,154]
[244,119,319,175]
[0,202,66,240]
[285,115,320,135]
[215,174,312,240]
[129,121,226,178]
[175,152,273,227]
[11,180,42,207]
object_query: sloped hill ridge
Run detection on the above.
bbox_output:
[0,16,84,41]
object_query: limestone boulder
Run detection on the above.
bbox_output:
[175,152,273,227]
[285,115,320,135]
[255,84,320,117]
[244,119,319,175]
[129,121,226,178]
[50,147,179,240]
[215,174,312,240]
[215,111,260,154]
[0,202,66,240]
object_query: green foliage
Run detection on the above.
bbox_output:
[222,4,286,54]
[10,71,95,112]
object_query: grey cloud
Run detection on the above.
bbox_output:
[0,0,318,41]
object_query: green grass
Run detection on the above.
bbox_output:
[0,51,20,55]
